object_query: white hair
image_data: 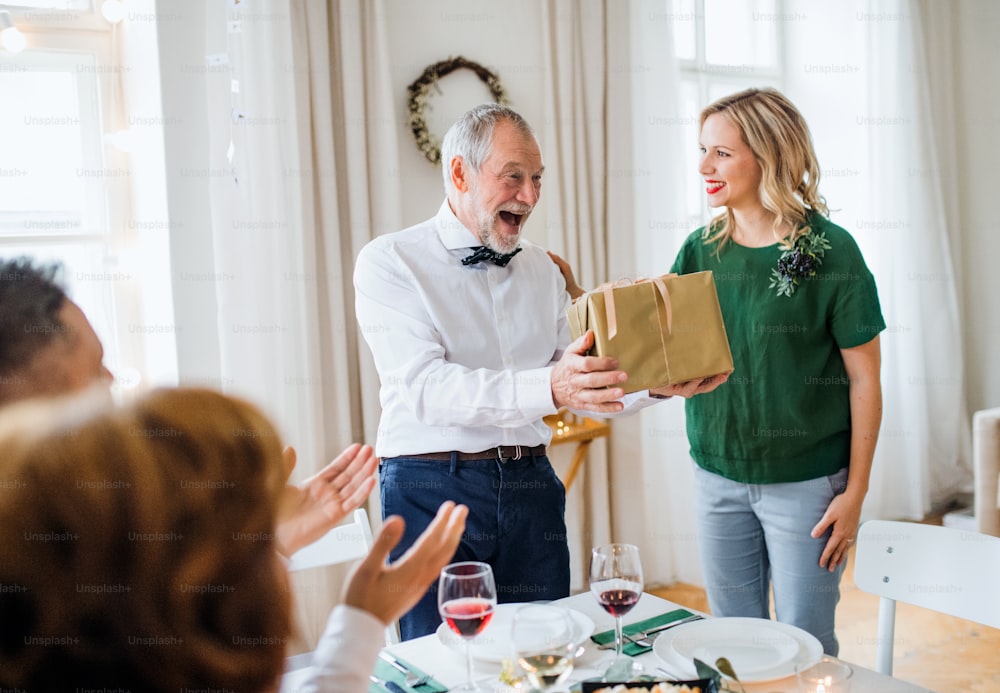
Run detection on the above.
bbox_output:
[440,103,537,195]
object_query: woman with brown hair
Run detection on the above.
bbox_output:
[0,387,466,691]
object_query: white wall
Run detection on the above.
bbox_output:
[383,0,557,248]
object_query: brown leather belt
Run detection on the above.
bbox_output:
[385,444,547,462]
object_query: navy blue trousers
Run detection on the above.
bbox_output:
[379,452,570,641]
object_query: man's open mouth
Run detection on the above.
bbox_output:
[499,211,524,226]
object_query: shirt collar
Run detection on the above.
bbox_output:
[435,200,481,250]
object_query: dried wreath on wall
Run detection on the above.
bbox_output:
[407,56,509,165]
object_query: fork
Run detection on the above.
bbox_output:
[597,614,705,650]
[623,631,655,648]
[597,631,651,650]
[378,651,431,688]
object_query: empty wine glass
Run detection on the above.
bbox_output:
[438,561,497,692]
[590,543,643,680]
[511,604,577,692]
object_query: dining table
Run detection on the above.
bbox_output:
[281,592,933,692]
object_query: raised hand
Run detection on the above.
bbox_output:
[343,501,469,625]
[275,443,378,558]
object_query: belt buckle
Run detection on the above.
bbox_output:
[497,445,523,462]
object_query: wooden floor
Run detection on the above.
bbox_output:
[650,536,1000,693]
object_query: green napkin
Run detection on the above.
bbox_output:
[589,608,695,656]
[369,654,447,693]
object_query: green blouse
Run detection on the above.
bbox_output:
[670,214,885,484]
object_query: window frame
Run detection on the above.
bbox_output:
[673,0,787,225]
[0,5,153,397]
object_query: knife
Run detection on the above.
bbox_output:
[638,613,704,638]
[370,674,408,693]
[378,651,412,677]
[597,614,705,650]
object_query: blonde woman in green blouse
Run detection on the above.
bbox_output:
[671,87,884,656]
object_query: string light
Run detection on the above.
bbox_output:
[0,11,26,54]
[100,0,127,25]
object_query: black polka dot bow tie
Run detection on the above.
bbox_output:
[461,246,523,268]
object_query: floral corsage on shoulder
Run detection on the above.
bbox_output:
[769,229,831,297]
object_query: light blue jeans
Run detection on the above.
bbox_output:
[693,464,849,655]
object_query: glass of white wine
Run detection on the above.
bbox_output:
[511,604,577,692]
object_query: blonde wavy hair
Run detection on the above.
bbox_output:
[700,87,829,250]
[0,388,290,692]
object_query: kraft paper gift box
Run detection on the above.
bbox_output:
[567,271,734,394]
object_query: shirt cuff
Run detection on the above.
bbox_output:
[304,604,385,690]
[516,366,559,417]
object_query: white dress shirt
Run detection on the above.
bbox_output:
[300,604,383,692]
[355,200,653,458]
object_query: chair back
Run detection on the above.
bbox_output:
[287,508,373,572]
[854,519,1000,674]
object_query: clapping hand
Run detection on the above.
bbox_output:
[274,443,378,558]
[344,501,468,626]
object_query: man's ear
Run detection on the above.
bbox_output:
[450,156,470,193]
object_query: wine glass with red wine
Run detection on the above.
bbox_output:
[438,561,497,691]
[589,543,643,679]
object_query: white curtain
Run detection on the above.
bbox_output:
[539,0,614,593]
[604,1,695,587]
[784,0,972,522]
[159,0,400,648]
[538,0,692,590]
[283,0,402,645]
[612,0,974,586]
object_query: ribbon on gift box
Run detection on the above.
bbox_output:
[567,270,733,394]
[598,275,674,341]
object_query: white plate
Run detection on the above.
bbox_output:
[652,617,823,683]
[436,603,595,663]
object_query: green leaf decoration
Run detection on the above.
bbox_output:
[770,229,831,298]
[693,658,722,685]
[715,657,747,693]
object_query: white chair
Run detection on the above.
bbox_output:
[853,519,1000,675]
[284,508,398,676]
[287,508,374,572]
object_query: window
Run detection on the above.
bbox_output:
[0,4,175,395]
[1,50,107,235]
[670,0,784,226]
[2,0,91,8]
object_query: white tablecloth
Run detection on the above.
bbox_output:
[284,593,932,692]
